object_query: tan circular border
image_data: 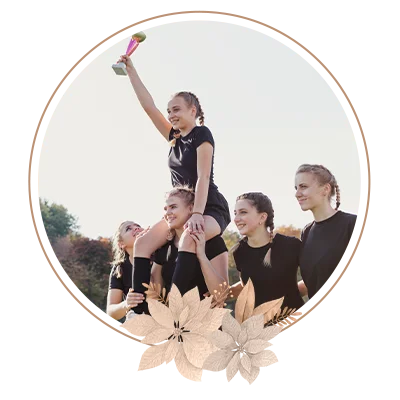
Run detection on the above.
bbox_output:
[25,9,400,343]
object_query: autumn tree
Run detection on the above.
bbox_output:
[275,224,301,239]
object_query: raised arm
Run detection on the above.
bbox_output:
[186,142,213,232]
[118,55,172,140]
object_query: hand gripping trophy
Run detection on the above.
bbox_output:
[112,31,146,75]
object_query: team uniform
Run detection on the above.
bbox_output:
[300,210,357,299]
[168,126,230,233]
[233,234,304,311]
[109,258,133,298]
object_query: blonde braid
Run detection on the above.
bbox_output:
[188,92,205,126]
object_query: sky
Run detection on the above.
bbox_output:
[38,20,360,239]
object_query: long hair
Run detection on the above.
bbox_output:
[232,192,275,267]
[111,221,135,278]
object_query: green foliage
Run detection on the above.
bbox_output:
[57,236,112,311]
[222,230,241,286]
[40,198,78,244]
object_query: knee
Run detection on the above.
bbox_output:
[134,235,151,256]
[178,229,195,252]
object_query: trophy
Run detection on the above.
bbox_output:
[112,31,146,75]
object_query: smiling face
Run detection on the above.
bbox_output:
[234,199,267,237]
[295,172,331,211]
[118,221,143,251]
[164,195,193,230]
[167,96,197,131]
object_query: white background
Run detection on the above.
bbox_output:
[0,1,400,400]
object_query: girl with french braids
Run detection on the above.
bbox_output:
[230,192,304,312]
[295,164,357,299]
[117,54,230,314]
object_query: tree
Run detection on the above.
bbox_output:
[40,198,78,244]
[222,229,241,285]
[59,236,113,311]
[275,224,301,239]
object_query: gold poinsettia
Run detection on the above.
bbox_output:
[202,279,283,384]
[122,284,230,381]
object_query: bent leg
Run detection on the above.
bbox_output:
[134,219,170,257]
[132,219,169,314]
[203,215,222,240]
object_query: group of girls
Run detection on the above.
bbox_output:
[106,54,357,320]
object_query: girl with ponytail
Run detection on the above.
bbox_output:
[117,54,230,313]
[230,193,304,312]
[295,164,357,299]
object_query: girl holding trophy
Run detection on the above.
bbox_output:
[117,53,230,314]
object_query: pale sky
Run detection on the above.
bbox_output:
[39,21,360,239]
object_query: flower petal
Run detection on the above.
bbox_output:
[148,299,174,329]
[239,364,260,385]
[237,329,248,346]
[138,341,169,371]
[192,308,233,336]
[208,330,237,350]
[182,287,201,320]
[141,327,173,344]
[121,314,159,336]
[235,278,255,323]
[203,349,235,371]
[164,338,179,364]
[179,305,190,327]
[168,285,184,321]
[182,333,215,368]
[241,352,252,373]
[189,295,212,324]
[250,350,278,368]
[175,346,203,379]
[195,308,231,335]
[241,314,264,340]
[226,351,240,382]
[252,297,284,324]
[244,339,271,354]
[221,313,241,341]
[256,325,281,342]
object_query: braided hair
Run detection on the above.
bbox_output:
[169,92,205,147]
[174,91,205,125]
[296,164,341,210]
[232,192,275,267]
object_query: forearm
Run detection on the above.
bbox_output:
[298,280,308,297]
[106,300,128,321]
[198,254,227,295]
[193,175,210,214]
[230,281,244,299]
[126,65,156,111]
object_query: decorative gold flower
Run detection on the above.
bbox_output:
[202,279,286,384]
[203,313,280,384]
[122,284,230,381]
